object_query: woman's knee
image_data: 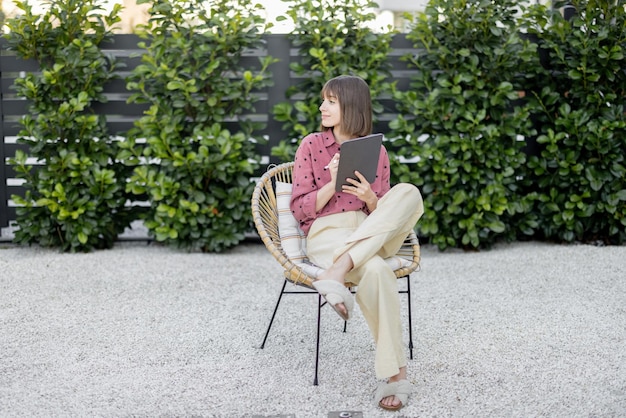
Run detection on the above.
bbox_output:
[393,183,422,207]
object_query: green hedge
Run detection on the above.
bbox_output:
[388,0,625,249]
[5,0,133,252]
[4,0,625,252]
[119,0,275,252]
[525,1,626,245]
[388,0,542,250]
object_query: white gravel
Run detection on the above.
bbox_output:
[0,239,625,417]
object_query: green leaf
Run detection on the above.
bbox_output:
[78,232,88,244]
[166,80,185,91]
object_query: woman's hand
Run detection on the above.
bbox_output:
[326,153,340,185]
[342,170,378,211]
[315,153,341,212]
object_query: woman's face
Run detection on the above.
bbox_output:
[319,93,341,129]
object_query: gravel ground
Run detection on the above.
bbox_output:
[0,239,625,418]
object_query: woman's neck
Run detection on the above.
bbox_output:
[332,128,350,144]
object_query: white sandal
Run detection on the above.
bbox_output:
[374,379,412,411]
[311,280,354,321]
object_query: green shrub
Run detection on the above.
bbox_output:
[5,0,131,252]
[120,0,276,252]
[524,1,626,244]
[389,0,542,250]
[271,0,395,161]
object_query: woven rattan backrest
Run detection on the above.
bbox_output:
[251,163,316,287]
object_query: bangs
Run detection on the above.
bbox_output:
[320,78,342,100]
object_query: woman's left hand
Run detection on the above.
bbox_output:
[342,171,377,208]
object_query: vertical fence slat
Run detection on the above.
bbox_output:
[264,34,292,166]
[0,63,6,230]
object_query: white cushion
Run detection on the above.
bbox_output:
[276,181,307,263]
[276,182,324,277]
[275,181,411,279]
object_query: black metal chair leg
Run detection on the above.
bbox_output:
[343,287,355,333]
[260,279,288,349]
[314,293,322,386]
[406,275,414,360]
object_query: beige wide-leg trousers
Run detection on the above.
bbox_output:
[306,183,424,379]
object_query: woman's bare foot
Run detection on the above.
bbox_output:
[379,367,407,409]
[314,252,353,317]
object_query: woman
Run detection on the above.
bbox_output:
[289,75,424,411]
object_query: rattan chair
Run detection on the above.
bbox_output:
[251,161,421,385]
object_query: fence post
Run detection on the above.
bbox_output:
[265,34,292,166]
[0,62,7,233]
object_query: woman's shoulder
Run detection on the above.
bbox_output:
[302,131,326,142]
[298,131,330,149]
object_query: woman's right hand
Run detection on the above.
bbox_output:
[315,153,341,212]
[328,152,340,185]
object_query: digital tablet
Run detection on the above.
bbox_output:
[335,133,383,192]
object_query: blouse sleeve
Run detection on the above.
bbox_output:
[378,146,391,197]
[289,136,319,227]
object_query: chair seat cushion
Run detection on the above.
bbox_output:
[276,181,412,279]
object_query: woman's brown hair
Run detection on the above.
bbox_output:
[320,75,372,138]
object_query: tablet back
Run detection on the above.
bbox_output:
[335,133,383,192]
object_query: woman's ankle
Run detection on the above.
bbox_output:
[388,367,407,382]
